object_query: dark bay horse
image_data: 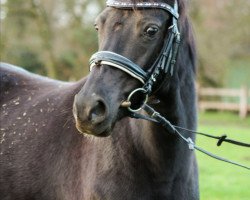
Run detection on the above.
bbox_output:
[0,0,198,199]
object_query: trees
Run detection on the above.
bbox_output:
[1,0,104,80]
[1,0,249,85]
[190,0,250,87]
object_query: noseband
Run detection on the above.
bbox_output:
[89,0,180,111]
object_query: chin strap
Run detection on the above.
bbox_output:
[129,104,250,170]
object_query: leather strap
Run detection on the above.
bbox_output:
[173,126,250,147]
[129,104,250,170]
[143,1,180,94]
[89,51,148,84]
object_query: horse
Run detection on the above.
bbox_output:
[0,0,199,199]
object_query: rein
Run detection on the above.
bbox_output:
[131,104,250,170]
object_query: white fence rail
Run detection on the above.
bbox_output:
[198,86,250,118]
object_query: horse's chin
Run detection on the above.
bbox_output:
[74,109,126,138]
[75,122,112,137]
[73,108,129,138]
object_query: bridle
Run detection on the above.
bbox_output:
[90,0,180,111]
[89,0,250,170]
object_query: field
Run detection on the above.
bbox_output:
[197,112,250,200]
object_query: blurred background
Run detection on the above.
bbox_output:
[1,0,250,86]
[0,0,250,199]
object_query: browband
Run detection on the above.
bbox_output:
[106,0,179,19]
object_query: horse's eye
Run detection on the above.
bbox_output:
[94,23,99,31]
[145,26,159,37]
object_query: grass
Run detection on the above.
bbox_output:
[197,111,250,200]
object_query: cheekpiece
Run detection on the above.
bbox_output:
[106,0,179,19]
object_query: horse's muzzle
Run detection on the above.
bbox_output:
[73,93,111,137]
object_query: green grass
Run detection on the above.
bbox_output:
[197,111,250,200]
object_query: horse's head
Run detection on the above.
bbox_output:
[73,0,180,136]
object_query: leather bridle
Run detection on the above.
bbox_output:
[89,0,180,111]
[88,0,250,170]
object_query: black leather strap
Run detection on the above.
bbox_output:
[136,104,250,170]
[142,1,180,94]
[89,51,149,83]
[173,126,250,147]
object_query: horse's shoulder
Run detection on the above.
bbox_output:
[0,62,67,92]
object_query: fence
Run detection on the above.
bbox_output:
[198,86,250,118]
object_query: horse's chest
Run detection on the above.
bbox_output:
[84,180,152,200]
[81,168,154,200]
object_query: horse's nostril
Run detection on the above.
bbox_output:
[89,100,107,124]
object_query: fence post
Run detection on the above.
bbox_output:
[239,85,248,119]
